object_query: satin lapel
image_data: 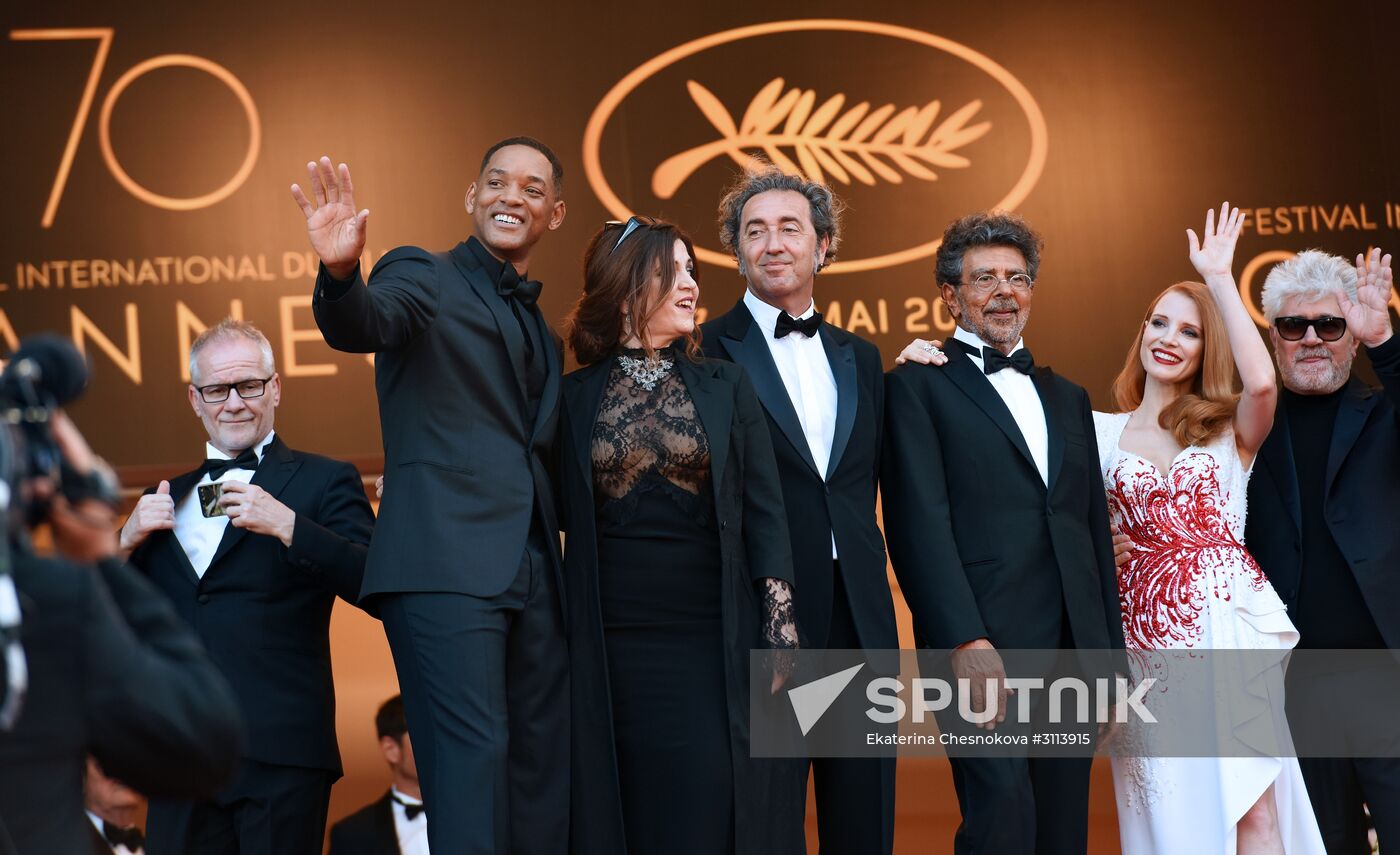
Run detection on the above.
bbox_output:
[530,308,562,442]
[718,306,821,478]
[449,243,529,410]
[1257,412,1302,536]
[373,793,398,853]
[162,468,205,584]
[679,358,731,494]
[1325,378,1379,494]
[943,354,1040,481]
[564,361,612,496]
[1031,366,1064,491]
[206,437,301,573]
[820,325,856,480]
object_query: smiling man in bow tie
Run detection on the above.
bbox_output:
[292,137,570,855]
[119,318,374,854]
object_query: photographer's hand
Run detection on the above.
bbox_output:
[119,481,175,558]
[218,481,295,547]
[50,496,120,562]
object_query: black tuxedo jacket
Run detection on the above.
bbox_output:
[1246,336,1400,646]
[328,791,399,855]
[882,356,1124,652]
[701,302,898,649]
[0,556,240,853]
[128,435,372,774]
[558,354,801,854]
[87,820,112,854]
[313,241,563,601]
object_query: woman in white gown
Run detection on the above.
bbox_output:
[1093,204,1325,854]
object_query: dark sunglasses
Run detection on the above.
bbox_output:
[1274,316,1347,342]
[606,216,644,254]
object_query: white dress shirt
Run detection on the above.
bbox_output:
[744,289,840,557]
[174,431,276,578]
[86,811,142,854]
[391,786,429,855]
[952,327,1049,485]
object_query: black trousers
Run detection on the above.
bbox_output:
[804,566,897,855]
[939,617,1094,855]
[146,759,335,855]
[380,529,568,855]
[1287,660,1400,854]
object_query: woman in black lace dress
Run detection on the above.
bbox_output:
[559,217,802,855]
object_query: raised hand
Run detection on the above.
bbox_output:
[1338,248,1395,347]
[290,156,369,280]
[1186,202,1245,281]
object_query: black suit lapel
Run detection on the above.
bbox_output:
[717,303,821,478]
[563,361,612,499]
[1257,410,1302,537]
[819,325,857,480]
[678,357,732,494]
[1325,378,1379,494]
[159,467,207,584]
[943,352,1040,483]
[374,792,400,854]
[1031,366,1065,491]
[449,242,530,410]
[205,436,301,574]
[529,308,561,442]
[85,816,108,854]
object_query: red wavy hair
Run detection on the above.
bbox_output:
[1110,281,1238,447]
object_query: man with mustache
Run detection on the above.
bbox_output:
[292,138,569,855]
[1245,248,1400,853]
[882,211,1123,855]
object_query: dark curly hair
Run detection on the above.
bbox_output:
[934,211,1043,285]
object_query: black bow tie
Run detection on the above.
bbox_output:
[980,345,1035,375]
[103,821,144,851]
[497,266,542,307]
[199,448,259,481]
[774,310,822,339]
[392,793,425,820]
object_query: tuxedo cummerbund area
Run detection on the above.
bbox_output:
[3,1,1399,853]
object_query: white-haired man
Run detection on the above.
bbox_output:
[119,318,374,854]
[1246,248,1400,853]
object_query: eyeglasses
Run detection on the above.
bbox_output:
[606,216,644,254]
[194,377,272,403]
[966,272,1035,294]
[1274,316,1347,342]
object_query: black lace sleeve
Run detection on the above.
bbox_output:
[761,577,799,650]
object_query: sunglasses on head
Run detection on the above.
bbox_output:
[606,216,644,254]
[1274,316,1347,342]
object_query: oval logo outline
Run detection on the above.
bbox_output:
[582,18,1049,274]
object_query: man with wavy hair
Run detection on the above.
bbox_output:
[701,166,899,854]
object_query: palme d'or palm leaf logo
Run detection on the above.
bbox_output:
[652,77,993,198]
